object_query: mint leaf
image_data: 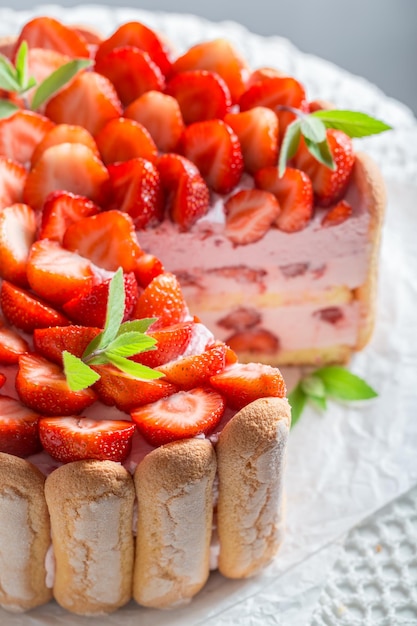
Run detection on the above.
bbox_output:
[0,99,20,119]
[300,374,326,399]
[106,354,164,379]
[105,332,156,358]
[0,58,20,92]
[310,110,392,138]
[300,116,327,143]
[30,58,92,111]
[309,395,327,412]
[278,119,301,176]
[314,366,378,401]
[304,136,335,169]
[95,268,125,350]
[117,318,157,335]
[63,351,100,391]
[15,41,29,90]
[288,382,307,428]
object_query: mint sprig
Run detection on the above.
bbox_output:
[63,268,164,391]
[288,365,378,428]
[0,41,92,118]
[278,108,392,176]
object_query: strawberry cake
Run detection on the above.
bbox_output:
[0,13,388,617]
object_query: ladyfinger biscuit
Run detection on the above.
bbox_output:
[133,438,216,608]
[0,452,52,612]
[44,460,135,615]
[216,397,291,578]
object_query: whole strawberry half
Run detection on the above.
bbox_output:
[157,153,210,230]
[39,416,135,463]
[0,156,27,210]
[180,119,244,195]
[224,189,281,245]
[15,16,90,58]
[0,203,37,287]
[16,353,97,416]
[92,364,178,413]
[0,324,30,364]
[133,272,189,330]
[210,362,287,410]
[31,123,100,167]
[94,117,158,166]
[33,325,101,365]
[132,321,194,368]
[157,343,227,390]
[39,190,100,244]
[131,387,226,446]
[0,395,42,458]
[63,272,139,328]
[293,129,355,206]
[0,281,69,333]
[0,110,54,166]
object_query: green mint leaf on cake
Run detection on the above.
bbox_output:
[62,350,101,392]
[278,108,392,176]
[288,365,378,427]
[63,269,162,391]
[310,110,392,138]
[0,41,92,115]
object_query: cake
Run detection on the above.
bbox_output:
[0,13,387,617]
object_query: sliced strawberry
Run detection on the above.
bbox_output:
[0,36,16,60]
[125,91,185,153]
[15,16,90,57]
[293,129,355,206]
[246,67,287,88]
[0,395,41,457]
[95,45,165,107]
[158,153,210,230]
[45,71,122,136]
[224,189,280,245]
[0,374,6,389]
[63,210,142,272]
[31,123,100,167]
[134,253,165,288]
[254,166,313,232]
[25,48,72,108]
[224,107,279,175]
[0,203,37,286]
[26,240,97,306]
[132,321,194,368]
[321,199,353,227]
[16,353,97,416]
[63,272,139,327]
[166,70,232,124]
[180,119,243,194]
[94,21,173,76]
[0,111,55,165]
[33,325,100,365]
[133,272,189,330]
[224,328,280,356]
[0,324,30,364]
[171,38,249,104]
[157,343,227,390]
[0,281,69,333]
[39,416,135,463]
[239,76,308,141]
[39,191,100,243]
[71,25,103,46]
[131,387,226,447]
[92,364,177,412]
[0,157,27,210]
[210,362,287,410]
[23,143,109,212]
[106,158,164,229]
[94,117,158,166]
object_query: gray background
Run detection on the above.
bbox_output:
[4,0,417,116]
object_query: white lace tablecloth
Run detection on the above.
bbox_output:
[0,6,416,626]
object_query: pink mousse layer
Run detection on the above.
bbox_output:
[137,175,371,352]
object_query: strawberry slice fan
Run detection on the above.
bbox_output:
[0,13,389,618]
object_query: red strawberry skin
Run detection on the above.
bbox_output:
[133,272,189,330]
[63,272,139,328]
[157,343,227,390]
[39,191,100,244]
[16,353,97,416]
[39,416,135,463]
[0,395,42,457]
[33,325,101,365]
[92,364,178,413]
[210,362,287,410]
[131,387,226,446]
[0,281,69,333]
[224,189,281,245]
[0,203,37,287]
[132,321,194,368]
